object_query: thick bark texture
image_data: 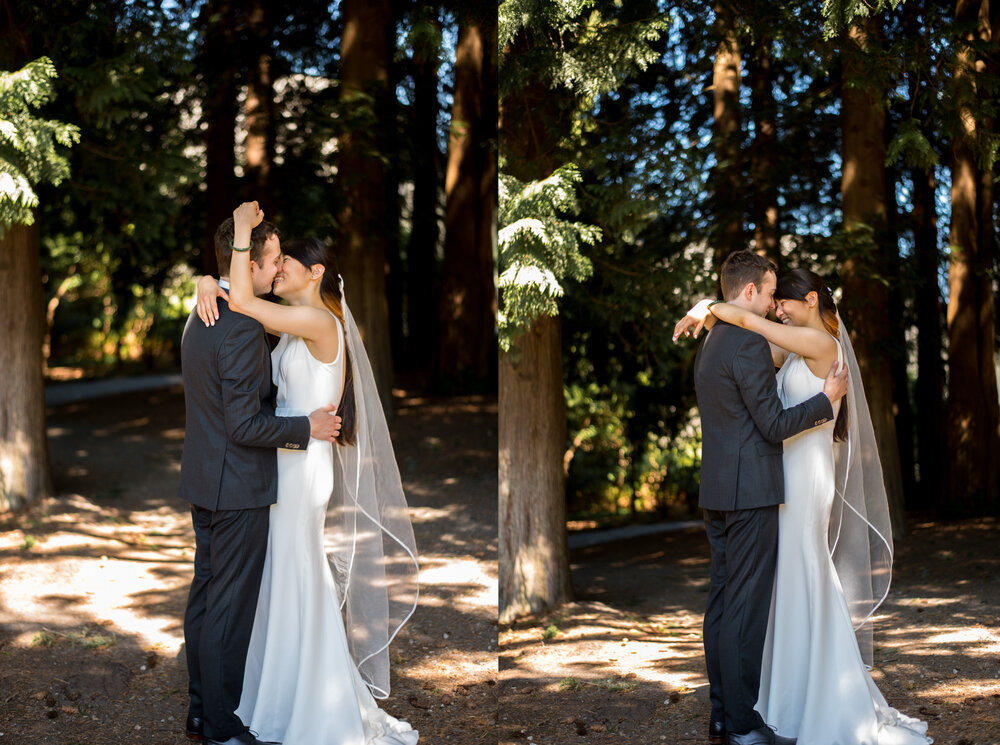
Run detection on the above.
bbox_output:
[438,19,498,384]
[499,315,572,623]
[201,0,238,276]
[946,0,1000,509]
[498,33,573,621]
[748,34,780,266]
[338,0,395,413]
[710,0,744,269]
[243,0,275,205]
[840,17,907,537]
[0,221,53,512]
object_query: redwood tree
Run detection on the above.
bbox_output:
[748,30,780,265]
[710,0,744,269]
[0,57,78,512]
[404,2,441,372]
[438,12,498,385]
[839,16,907,536]
[243,0,275,205]
[338,0,395,411]
[498,1,665,622]
[498,66,574,622]
[945,0,1000,510]
[199,0,238,276]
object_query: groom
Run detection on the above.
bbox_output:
[677,251,847,745]
[179,216,342,745]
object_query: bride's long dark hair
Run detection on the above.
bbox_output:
[280,237,357,446]
[775,268,849,442]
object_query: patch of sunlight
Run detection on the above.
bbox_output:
[895,596,965,607]
[418,556,497,611]
[408,505,458,523]
[925,626,1000,650]
[2,556,185,653]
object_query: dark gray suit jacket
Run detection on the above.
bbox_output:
[179,300,310,511]
[694,320,833,512]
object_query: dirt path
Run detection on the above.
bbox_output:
[500,519,1000,745]
[0,386,498,744]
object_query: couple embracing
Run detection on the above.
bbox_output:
[178,202,419,745]
[674,251,932,745]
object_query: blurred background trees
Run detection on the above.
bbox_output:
[500,0,1000,620]
[0,0,498,511]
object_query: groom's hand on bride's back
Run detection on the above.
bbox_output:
[308,404,342,441]
[822,361,848,404]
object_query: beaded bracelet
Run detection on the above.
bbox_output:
[230,241,251,252]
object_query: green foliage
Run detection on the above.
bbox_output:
[498,163,600,351]
[0,57,79,227]
[885,119,939,171]
[500,0,668,100]
[3,2,201,371]
[31,630,55,647]
[821,0,905,40]
[498,0,669,350]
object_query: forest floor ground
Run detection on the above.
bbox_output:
[0,385,498,745]
[500,518,1000,745]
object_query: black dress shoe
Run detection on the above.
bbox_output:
[709,719,726,744]
[186,715,204,741]
[727,726,796,745]
[205,730,279,745]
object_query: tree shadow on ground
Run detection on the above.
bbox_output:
[1,387,498,745]
[499,519,1000,745]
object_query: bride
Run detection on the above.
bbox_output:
[675,268,931,745]
[197,201,419,745]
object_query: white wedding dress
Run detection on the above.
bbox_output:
[755,346,930,745]
[235,325,418,745]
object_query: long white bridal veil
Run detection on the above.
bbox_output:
[325,277,420,700]
[829,311,894,669]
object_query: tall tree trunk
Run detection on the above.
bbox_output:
[946,0,1000,509]
[903,2,946,510]
[911,165,946,508]
[201,0,238,276]
[976,0,1000,498]
[884,159,917,504]
[498,45,573,621]
[479,17,499,366]
[499,315,572,623]
[338,0,395,412]
[748,33,781,267]
[384,5,404,376]
[405,4,442,374]
[710,0,743,270]
[0,221,53,512]
[840,16,907,537]
[438,17,497,385]
[243,0,275,207]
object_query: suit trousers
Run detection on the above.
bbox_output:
[702,506,779,735]
[184,504,270,740]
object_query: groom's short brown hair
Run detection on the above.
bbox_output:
[214,217,281,276]
[720,250,777,301]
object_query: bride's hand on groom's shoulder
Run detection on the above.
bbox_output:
[673,298,715,342]
[196,276,228,327]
